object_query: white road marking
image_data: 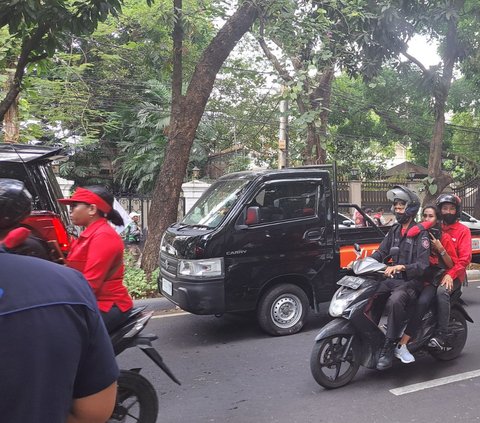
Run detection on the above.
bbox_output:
[390,369,480,396]
[152,311,190,319]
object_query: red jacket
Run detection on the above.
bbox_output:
[66,218,133,312]
[443,221,472,282]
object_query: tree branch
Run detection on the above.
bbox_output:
[257,21,293,83]
[401,50,430,76]
[0,24,49,120]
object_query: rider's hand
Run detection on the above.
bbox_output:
[384,265,405,278]
[441,274,454,291]
[429,232,443,254]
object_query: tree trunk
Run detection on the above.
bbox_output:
[141,0,261,274]
[473,188,480,219]
[421,11,460,206]
[315,68,334,164]
[2,65,20,142]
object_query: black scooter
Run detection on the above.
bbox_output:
[310,247,473,389]
[108,307,181,422]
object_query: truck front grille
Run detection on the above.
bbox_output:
[160,253,178,277]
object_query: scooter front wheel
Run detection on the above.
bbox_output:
[310,334,361,389]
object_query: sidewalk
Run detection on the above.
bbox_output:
[467,269,480,283]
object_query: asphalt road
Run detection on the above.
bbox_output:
[119,283,480,423]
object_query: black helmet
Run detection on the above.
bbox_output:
[436,193,462,219]
[0,179,33,230]
[386,185,420,218]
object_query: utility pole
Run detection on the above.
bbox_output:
[278,98,288,169]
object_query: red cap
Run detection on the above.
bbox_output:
[58,187,112,214]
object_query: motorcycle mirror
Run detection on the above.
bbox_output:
[353,243,362,258]
[389,247,400,257]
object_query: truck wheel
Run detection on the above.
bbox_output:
[257,284,309,336]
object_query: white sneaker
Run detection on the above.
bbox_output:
[394,344,415,364]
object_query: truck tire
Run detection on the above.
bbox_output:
[257,283,309,336]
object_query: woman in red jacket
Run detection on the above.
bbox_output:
[394,205,457,363]
[59,186,133,332]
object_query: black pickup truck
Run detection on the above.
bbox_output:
[158,166,480,335]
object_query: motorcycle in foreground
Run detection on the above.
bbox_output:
[108,307,181,422]
[310,247,473,389]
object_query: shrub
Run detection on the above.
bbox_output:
[123,251,159,299]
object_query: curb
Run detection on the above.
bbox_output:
[467,269,480,283]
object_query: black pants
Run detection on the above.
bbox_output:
[371,278,420,339]
[436,279,461,333]
[101,304,132,333]
[404,284,437,338]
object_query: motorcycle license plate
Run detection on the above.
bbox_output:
[337,275,367,289]
[162,278,173,296]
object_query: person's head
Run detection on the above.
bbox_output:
[0,178,32,237]
[129,211,140,222]
[365,208,373,215]
[386,185,420,225]
[436,193,462,225]
[59,186,124,227]
[376,207,384,215]
[422,205,440,225]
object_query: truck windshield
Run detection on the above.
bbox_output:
[182,179,249,228]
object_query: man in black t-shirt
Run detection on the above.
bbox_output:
[0,178,118,423]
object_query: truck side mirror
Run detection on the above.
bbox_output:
[245,206,260,225]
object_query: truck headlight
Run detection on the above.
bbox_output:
[178,257,224,279]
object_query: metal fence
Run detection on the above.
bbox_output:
[361,180,407,211]
[337,179,350,203]
[452,177,479,215]
[115,193,185,231]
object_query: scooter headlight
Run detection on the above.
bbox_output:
[329,286,369,317]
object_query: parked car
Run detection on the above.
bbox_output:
[460,211,480,230]
[0,143,73,255]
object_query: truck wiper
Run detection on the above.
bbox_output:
[176,223,212,230]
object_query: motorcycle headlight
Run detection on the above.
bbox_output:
[329,286,369,317]
[178,257,224,279]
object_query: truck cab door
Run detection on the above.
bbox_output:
[224,178,334,311]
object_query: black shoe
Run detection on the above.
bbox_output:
[428,332,448,350]
[377,338,396,370]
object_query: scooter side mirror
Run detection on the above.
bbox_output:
[353,243,362,258]
[389,247,400,260]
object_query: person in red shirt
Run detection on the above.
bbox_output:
[429,193,472,350]
[394,205,457,363]
[59,186,133,332]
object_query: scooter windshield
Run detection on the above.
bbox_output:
[182,179,249,229]
[352,256,386,274]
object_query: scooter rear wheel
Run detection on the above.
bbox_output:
[109,370,158,423]
[429,308,467,361]
[310,334,361,389]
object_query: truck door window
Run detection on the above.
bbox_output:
[250,181,319,224]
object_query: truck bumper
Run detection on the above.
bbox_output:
[158,274,225,315]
